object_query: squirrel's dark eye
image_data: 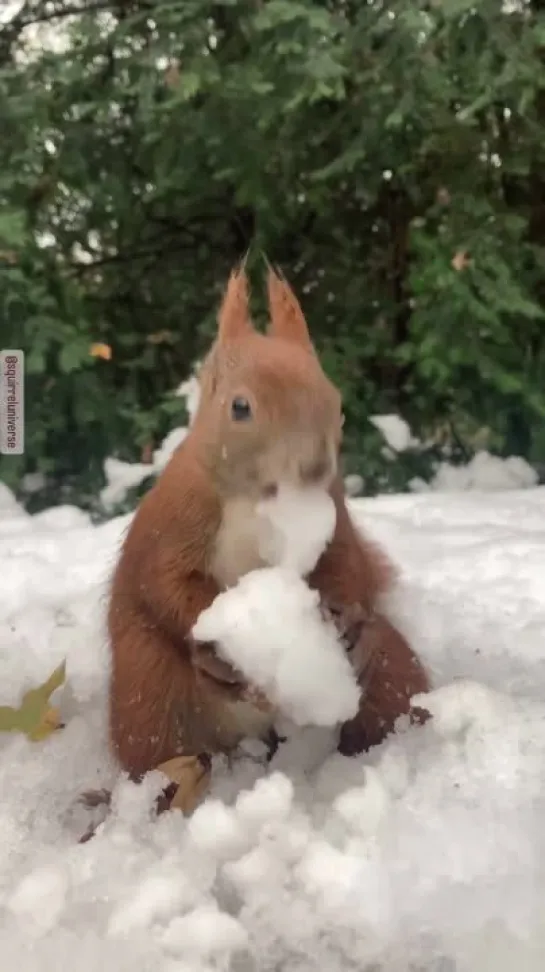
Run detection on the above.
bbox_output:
[231,396,252,422]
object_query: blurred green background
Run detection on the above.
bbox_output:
[2,0,545,514]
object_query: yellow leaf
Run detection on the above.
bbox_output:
[0,705,20,733]
[28,706,63,742]
[89,342,112,361]
[0,661,66,741]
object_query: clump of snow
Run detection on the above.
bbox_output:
[8,864,69,934]
[174,366,201,424]
[368,414,538,495]
[256,483,337,575]
[185,798,248,860]
[192,566,360,725]
[160,903,248,962]
[32,505,92,531]
[21,472,47,495]
[0,481,26,520]
[100,458,156,510]
[370,413,419,452]
[412,449,539,493]
[100,429,189,510]
[107,871,195,938]
[192,485,353,725]
[152,427,187,473]
[99,363,202,510]
[3,480,545,970]
[344,473,364,497]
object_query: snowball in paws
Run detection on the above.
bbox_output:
[256,484,336,576]
[192,567,360,726]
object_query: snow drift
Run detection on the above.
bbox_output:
[1,481,545,971]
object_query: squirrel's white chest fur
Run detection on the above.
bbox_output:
[209,496,272,590]
[207,498,277,739]
[209,485,336,589]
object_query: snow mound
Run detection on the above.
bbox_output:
[100,458,156,510]
[413,449,539,493]
[370,413,417,452]
[2,485,545,970]
[99,431,188,511]
[173,367,201,424]
[99,367,200,510]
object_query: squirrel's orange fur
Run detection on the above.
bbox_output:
[107,266,430,781]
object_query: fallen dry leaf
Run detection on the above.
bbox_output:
[156,754,212,815]
[30,705,63,742]
[0,660,66,742]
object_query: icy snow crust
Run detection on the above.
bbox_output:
[1,482,545,970]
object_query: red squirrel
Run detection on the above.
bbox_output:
[107,266,430,808]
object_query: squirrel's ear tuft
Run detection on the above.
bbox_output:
[217,265,254,343]
[266,267,314,350]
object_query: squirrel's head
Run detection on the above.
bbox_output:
[191,266,344,502]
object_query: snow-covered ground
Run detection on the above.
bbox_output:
[1,476,545,971]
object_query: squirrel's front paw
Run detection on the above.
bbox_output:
[240,682,275,712]
[321,599,378,686]
[190,637,244,687]
[190,637,271,707]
